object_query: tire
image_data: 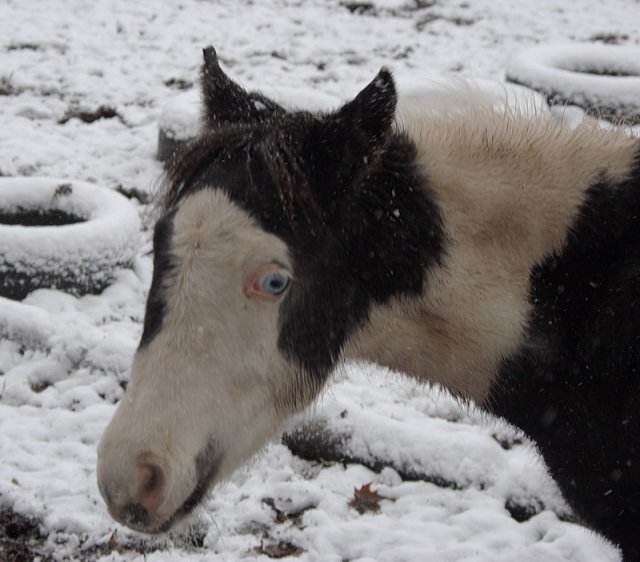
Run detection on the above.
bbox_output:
[0,177,141,300]
[157,90,202,162]
[157,87,341,161]
[396,78,549,119]
[506,43,640,124]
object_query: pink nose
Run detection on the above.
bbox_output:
[102,459,167,532]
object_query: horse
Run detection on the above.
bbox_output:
[97,46,640,560]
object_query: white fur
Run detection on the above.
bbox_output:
[98,190,299,529]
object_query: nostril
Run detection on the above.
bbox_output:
[136,462,166,515]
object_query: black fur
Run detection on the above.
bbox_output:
[489,157,640,561]
[201,47,286,127]
[139,210,177,347]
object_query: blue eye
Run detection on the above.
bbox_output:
[261,271,290,296]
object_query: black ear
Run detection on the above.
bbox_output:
[329,68,397,153]
[201,46,285,127]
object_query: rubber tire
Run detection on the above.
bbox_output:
[506,43,640,124]
[0,177,141,300]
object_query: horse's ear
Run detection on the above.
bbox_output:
[328,68,397,153]
[201,46,284,127]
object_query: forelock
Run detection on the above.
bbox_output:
[158,117,326,245]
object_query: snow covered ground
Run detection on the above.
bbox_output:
[1,0,639,560]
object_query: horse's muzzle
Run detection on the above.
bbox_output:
[97,438,223,533]
[98,454,169,533]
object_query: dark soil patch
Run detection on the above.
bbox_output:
[6,42,42,52]
[59,105,123,125]
[0,510,51,562]
[492,432,525,451]
[416,13,475,30]
[115,184,151,204]
[0,76,22,96]
[262,497,314,527]
[163,77,194,90]
[505,498,544,522]
[341,1,376,15]
[590,32,630,45]
[30,380,52,393]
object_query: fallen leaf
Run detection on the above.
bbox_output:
[348,482,386,514]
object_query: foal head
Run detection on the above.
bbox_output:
[97,47,435,533]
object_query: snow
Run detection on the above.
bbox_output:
[1,0,638,560]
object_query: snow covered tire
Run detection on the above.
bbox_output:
[0,177,141,300]
[506,43,640,123]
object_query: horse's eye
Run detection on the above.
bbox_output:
[261,271,290,296]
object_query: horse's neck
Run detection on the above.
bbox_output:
[345,108,639,405]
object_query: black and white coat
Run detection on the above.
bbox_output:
[98,47,640,560]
